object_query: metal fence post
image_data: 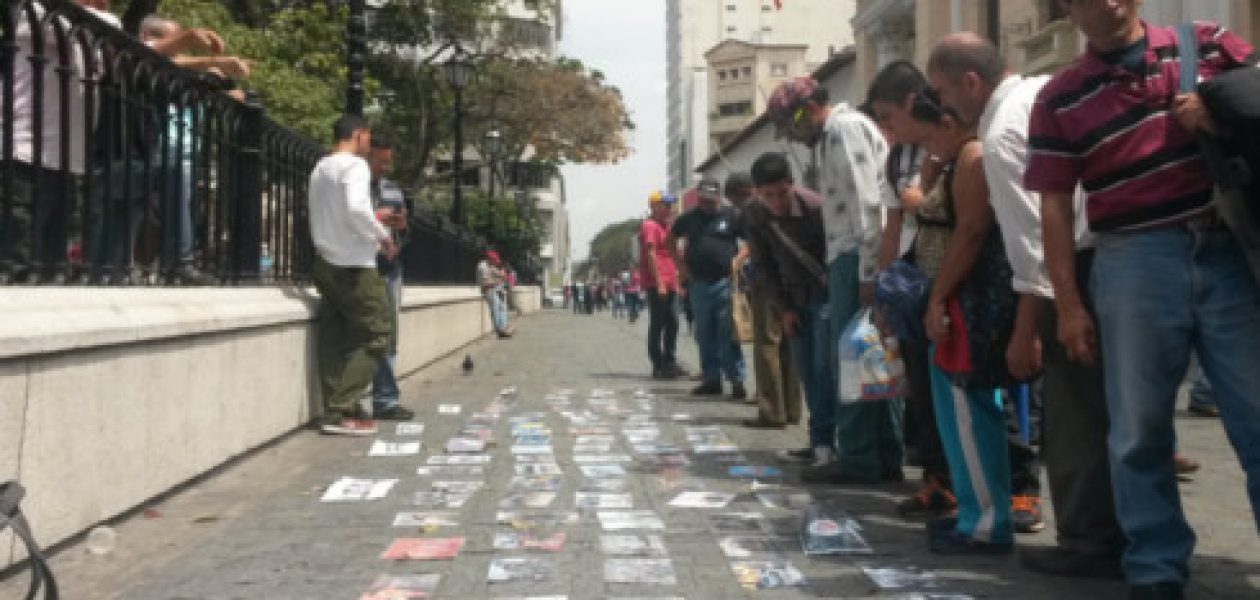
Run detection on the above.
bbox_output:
[232,92,264,283]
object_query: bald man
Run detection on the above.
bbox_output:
[928,33,1122,579]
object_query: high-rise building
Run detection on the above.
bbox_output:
[666,0,855,193]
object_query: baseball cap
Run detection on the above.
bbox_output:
[648,190,677,204]
[696,178,721,198]
[767,77,821,136]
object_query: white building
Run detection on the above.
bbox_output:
[666,0,856,193]
[694,48,857,187]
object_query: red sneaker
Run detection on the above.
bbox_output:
[320,418,378,436]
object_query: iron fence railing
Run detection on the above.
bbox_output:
[1,0,483,286]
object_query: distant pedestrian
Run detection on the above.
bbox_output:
[477,250,512,338]
[365,133,414,422]
[625,269,642,322]
[308,115,395,436]
[746,153,834,467]
[732,171,803,429]
[670,177,747,400]
[641,191,684,378]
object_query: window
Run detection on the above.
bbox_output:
[770,63,788,77]
[762,4,772,12]
[726,4,737,11]
[742,66,752,77]
[730,68,739,80]
[718,101,754,117]
[761,26,772,33]
[718,70,728,81]
[726,25,736,33]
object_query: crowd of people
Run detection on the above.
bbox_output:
[618,4,1260,599]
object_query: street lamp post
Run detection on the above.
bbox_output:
[484,129,503,198]
[345,0,367,117]
[445,50,473,226]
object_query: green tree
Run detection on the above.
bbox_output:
[584,219,641,279]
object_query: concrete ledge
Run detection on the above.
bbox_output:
[0,284,540,566]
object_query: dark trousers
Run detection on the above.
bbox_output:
[1038,252,1124,556]
[0,161,71,279]
[646,289,679,370]
[902,339,951,482]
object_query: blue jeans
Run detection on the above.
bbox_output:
[688,278,746,384]
[371,265,402,408]
[485,286,509,333]
[829,253,904,481]
[1091,226,1260,584]
[1188,365,1215,409]
[788,300,837,451]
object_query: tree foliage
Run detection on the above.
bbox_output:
[108,0,631,194]
[582,219,641,280]
[111,0,352,141]
[466,59,632,167]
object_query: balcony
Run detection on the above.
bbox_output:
[1019,19,1079,76]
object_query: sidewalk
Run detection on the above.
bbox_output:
[2,309,1256,599]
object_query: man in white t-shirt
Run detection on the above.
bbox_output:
[308,115,397,436]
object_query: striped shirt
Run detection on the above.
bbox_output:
[1025,21,1257,232]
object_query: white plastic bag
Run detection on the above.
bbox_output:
[838,308,906,403]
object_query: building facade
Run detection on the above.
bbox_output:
[666,0,856,194]
[705,39,809,150]
[851,0,1260,88]
[694,48,858,188]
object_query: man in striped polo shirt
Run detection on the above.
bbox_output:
[1026,2,1260,598]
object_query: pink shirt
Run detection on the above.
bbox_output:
[638,218,678,291]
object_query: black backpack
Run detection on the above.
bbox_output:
[0,481,58,599]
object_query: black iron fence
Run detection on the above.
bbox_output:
[1,0,483,286]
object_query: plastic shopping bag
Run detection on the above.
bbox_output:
[837,308,906,403]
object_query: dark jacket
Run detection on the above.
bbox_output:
[745,187,828,314]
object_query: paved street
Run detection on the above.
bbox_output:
[3,309,1258,599]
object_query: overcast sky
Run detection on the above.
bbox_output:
[558,0,667,264]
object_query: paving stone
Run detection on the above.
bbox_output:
[1,310,1257,599]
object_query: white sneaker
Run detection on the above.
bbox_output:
[810,446,836,467]
[320,418,378,436]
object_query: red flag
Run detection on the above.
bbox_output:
[774,0,783,8]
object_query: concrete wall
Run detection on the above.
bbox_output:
[0,285,540,566]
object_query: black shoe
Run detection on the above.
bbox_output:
[1187,403,1219,418]
[742,418,786,430]
[662,363,688,378]
[1127,582,1185,600]
[1019,547,1124,580]
[174,263,217,286]
[730,381,747,400]
[800,464,878,485]
[374,405,416,421]
[929,529,1013,555]
[691,381,722,396]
